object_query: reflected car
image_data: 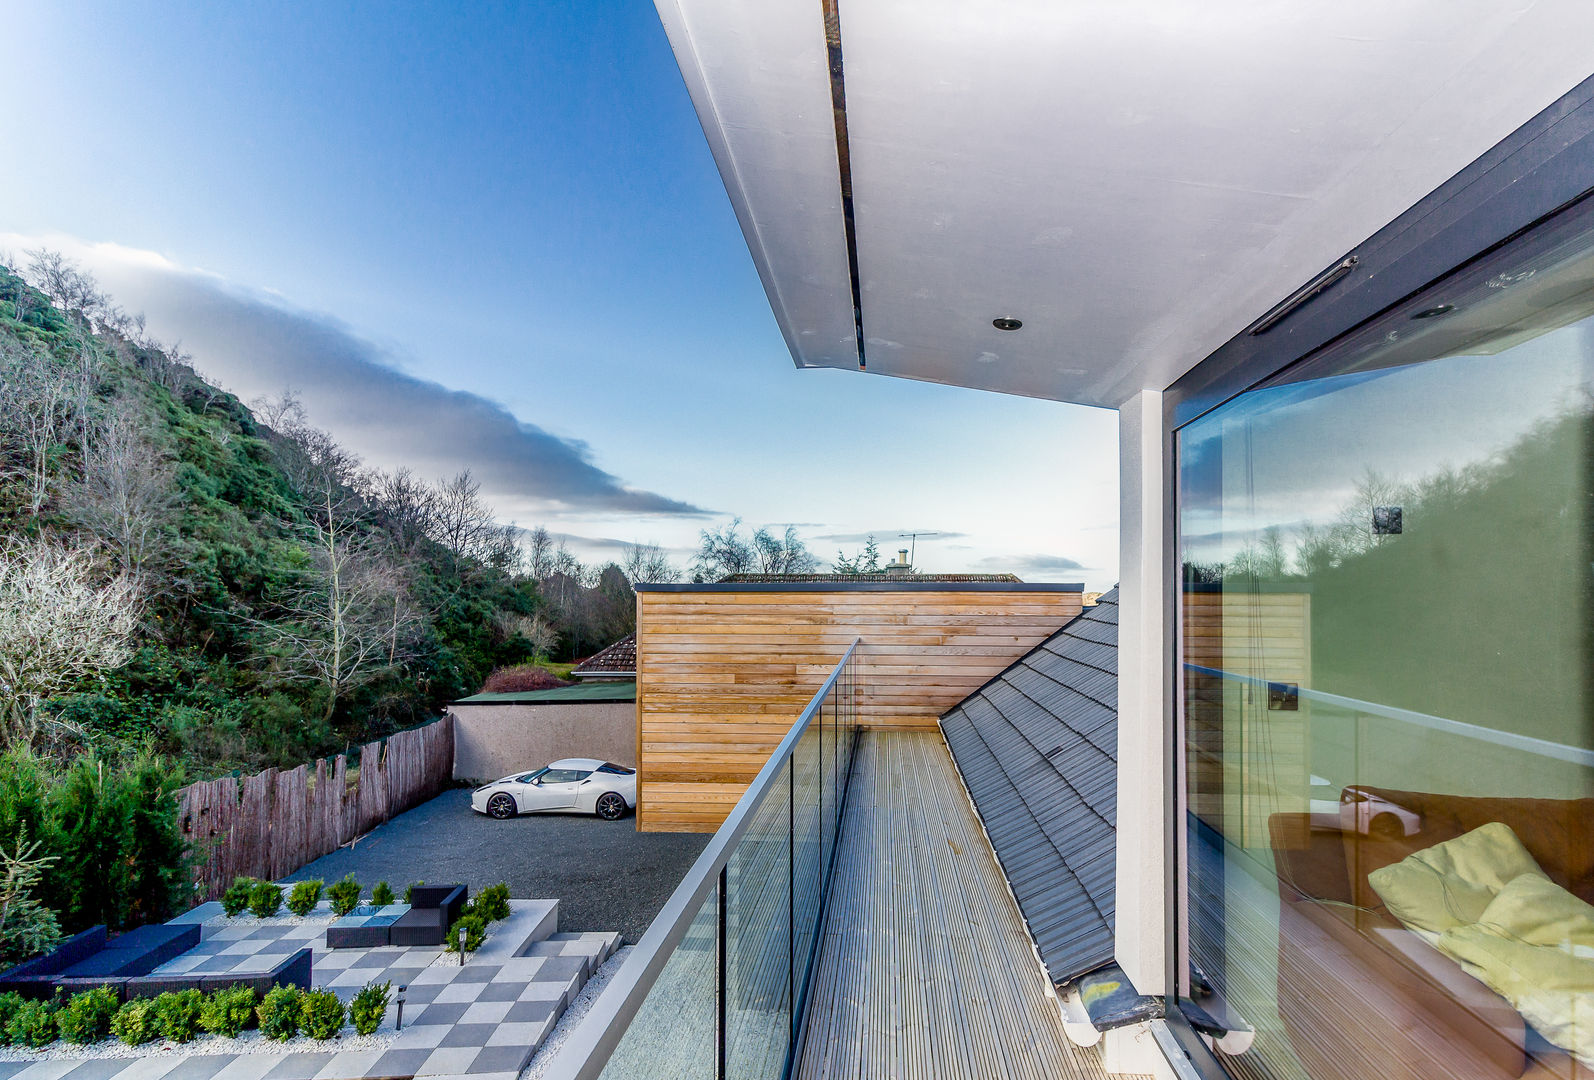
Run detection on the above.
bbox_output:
[470,758,637,821]
[1340,787,1422,840]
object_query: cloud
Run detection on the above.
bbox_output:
[975,553,1089,578]
[814,530,968,544]
[6,235,707,518]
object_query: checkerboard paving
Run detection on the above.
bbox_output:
[6,901,621,1080]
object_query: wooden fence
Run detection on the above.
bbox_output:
[176,714,455,900]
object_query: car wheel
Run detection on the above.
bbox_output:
[595,792,627,821]
[487,793,518,820]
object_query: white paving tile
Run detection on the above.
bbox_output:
[457,1002,511,1025]
[312,1050,383,1079]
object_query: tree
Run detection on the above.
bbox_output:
[0,339,75,513]
[833,535,882,574]
[522,526,555,580]
[752,525,818,574]
[691,519,756,581]
[622,541,678,586]
[65,408,179,581]
[0,537,142,749]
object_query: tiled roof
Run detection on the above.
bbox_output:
[571,634,636,676]
[939,588,1118,986]
[716,572,1022,583]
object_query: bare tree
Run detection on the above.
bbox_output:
[0,339,75,513]
[622,541,678,585]
[65,408,180,581]
[692,518,757,581]
[753,525,818,574]
[366,467,441,554]
[522,525,555,580]
[499,612,560,660]
[431,469,516,566]
[0,537,142,748]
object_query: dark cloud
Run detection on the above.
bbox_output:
[814,530,968,543]
[975,553,1088,577]
[90,260,708,517]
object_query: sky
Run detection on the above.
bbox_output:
[0,1,1119,588]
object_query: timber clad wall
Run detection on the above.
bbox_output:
[636,586,1084,832]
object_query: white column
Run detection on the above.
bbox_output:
[1114,388,1170,996]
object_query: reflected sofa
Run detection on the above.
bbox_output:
[1268,787,1594,1080]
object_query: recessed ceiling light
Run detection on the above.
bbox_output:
[1411,304,1455,320]
[993,317,1023,331]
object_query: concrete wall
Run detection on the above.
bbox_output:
[451,702,636,783]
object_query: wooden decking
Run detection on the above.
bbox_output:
[797,730,1114,1080]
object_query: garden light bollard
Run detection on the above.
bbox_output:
[395,985,405,1031]
[458,926,466,965]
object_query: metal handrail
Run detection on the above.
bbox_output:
[547,638,862,1080]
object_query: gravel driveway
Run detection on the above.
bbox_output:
[284,788,709,943]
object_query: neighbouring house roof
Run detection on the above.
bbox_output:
[939,587,1118,987]
[452,681,636,706]
[571,634,637,678]
[717,572,1021,583]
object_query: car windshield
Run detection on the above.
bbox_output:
[516,769,546,784]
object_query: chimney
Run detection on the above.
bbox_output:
[885,549,912,574]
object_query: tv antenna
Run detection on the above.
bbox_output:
[897,531,942,567]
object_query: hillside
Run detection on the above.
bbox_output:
[0,255,633,776]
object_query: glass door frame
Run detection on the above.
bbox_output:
[1157,68,1594,1080]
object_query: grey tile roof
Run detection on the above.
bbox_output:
[939,588,1117,986]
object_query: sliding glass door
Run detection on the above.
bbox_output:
[1176,195,1594,1080]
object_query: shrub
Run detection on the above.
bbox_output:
[111,997,157,1045]
[474,883,511,923]
[248,881,282,918]
[403,881,423,904]
[257,986,301,1040]
[199,985,256,1038]
[8,998,57,1047]
[0,991,23,1045]
[56,986,119,1044]
[222,877,257,917]
[153,989,204,1042]
[445,913,487,953]
[370,881,395,907]
[326,875,361,916]
[480,664,570,694]
[348,981,389,1036]
[299,989,345,1040]
[286,880,323,917]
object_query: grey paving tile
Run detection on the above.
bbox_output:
[464,1046,531,1075]
[503,999,557,1025]
[437,1024,496,1049]
[58,1061,137,1080]
[398,984,442,1005]
[471,983,519,1004]
[13,1063,95,1080]
[261,1055,336,1080]
[0,1066,35,1080]
[410,1003,467,1027]
[206,1057,281,1080]
[530,957,584,984]
[451,967,496,985]
[97,1057,184,1080]
[382,969,426,988]
[365,1050,431,1080]
[158,1056,239,1080]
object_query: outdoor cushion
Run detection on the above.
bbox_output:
[1440,921,1594,1067]
[1368,822,1546,938]
[62,922,199,978]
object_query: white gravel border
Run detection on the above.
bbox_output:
[0,1027,395,1062]
[519,946,633,1080]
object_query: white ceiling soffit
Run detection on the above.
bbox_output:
[656,0,1594,408]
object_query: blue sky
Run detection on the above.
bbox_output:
[0,1,1118,586]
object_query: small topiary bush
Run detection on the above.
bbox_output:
[56,986,119,1044]
[326,874,361,917]
[8,998,58,1047]
[286,880,323,917]
[222,876,258,917]
[404,881,423,904]
[370,881,395,907]
[248,881,283,918]
[199,985,256,1038]
[348,980,389,1036]
[299,989,345,1040]
[153,989,204,1043]
[474,883,511,923]
[445,913,487,953]
[0,991,25,1045]
[111,998,158,1045]
[257,986,301,1040]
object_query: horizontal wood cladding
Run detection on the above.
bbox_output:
[636,588,1082,832]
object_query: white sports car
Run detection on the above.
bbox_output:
[470,758,637,821]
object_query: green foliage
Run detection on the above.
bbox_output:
[56,986,119,1044]
[111,998,158,1045]
[473,883,510,923]
[286,880,323,917]
[370,881,394,907]
[222,877,258,917]
[326,874,361,916]
[298,989,345,1040]
[7,998,57,1047]
[256,986,301,1040]
[445,913,487,953]
[152,989,204,1043]
[348,981,388,1036]
[199,985,256,1038]
[247,881,282,918]
[404,881,422,904]
[0,992,25,1045]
